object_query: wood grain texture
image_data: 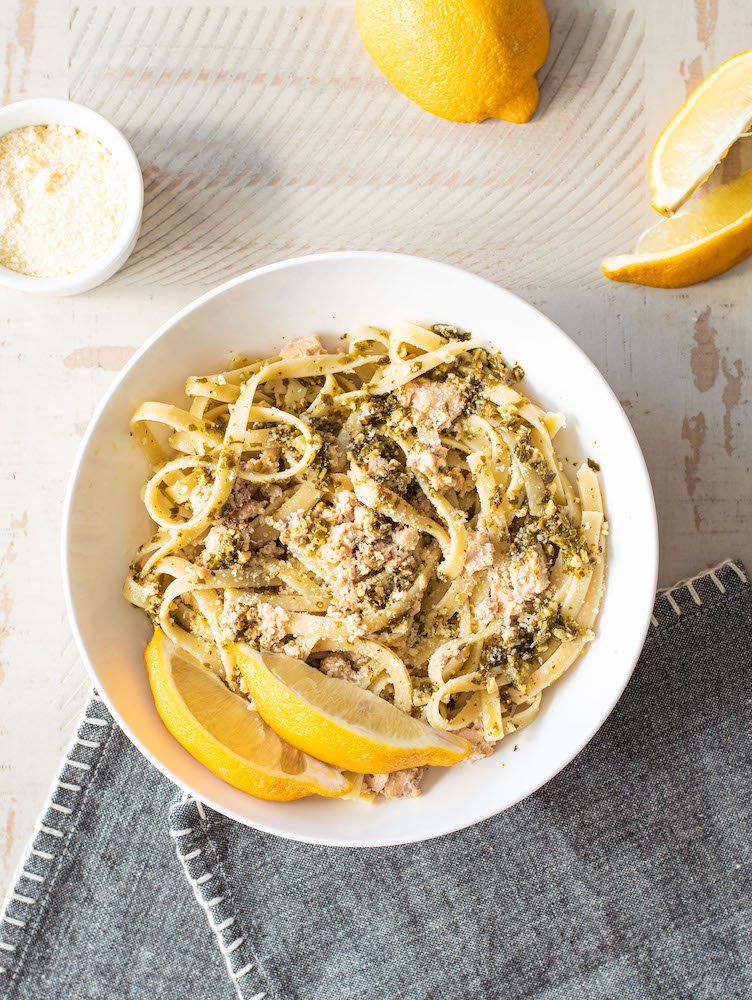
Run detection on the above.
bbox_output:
[1,0,750,904]
[67,1,646,291]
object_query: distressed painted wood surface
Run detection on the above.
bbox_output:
[0,0,750,900]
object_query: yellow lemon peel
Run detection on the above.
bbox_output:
[602,166,752,288]
[145,628,350,800]
[235,644,470,774]
[355,0,550,124]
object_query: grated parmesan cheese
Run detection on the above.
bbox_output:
[0,124,127,278]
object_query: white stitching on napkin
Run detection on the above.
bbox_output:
[57,782,82,793]
[665,593,682,615]
[178,847,202,862]
[65,758,91,771]
[0,695,115,986]
[19,872,44,884]
[49,803,73,816]
[11,895,35,907]
[651,559,746,626]
[685,582,701,605]
[170,798,263,1000]
[30,849,55,862]
[39,826,64,839]
[172,833,246,993]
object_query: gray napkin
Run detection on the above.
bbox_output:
[1,560,750,1000]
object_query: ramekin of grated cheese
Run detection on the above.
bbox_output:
[0,98,143,296]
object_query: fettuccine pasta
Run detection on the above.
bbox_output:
[125,322,606,777]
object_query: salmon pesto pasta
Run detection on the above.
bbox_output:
[125,322,606,800]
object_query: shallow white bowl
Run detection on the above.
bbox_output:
[62,252,658,847]
[0,98,143,296]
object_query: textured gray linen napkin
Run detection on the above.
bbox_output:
[1,559,750,1000]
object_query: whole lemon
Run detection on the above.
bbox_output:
[355,0,550,123]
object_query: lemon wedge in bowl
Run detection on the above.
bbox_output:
[649,49,752,216]
[145,629,350,801]
[602,166,752,287]
[234,645,470,774]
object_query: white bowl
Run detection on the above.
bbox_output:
[62,252,658,847]
[0,99,143,296]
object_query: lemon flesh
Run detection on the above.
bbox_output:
[602,166,752,288]
[650,49,752,215]
[355,0,550,124]
[145,629,350,801]
[235,645,470,774]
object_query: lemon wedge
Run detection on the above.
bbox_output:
[145,629,350,801]
[650,49,752,216]
[234,645,470,774]
[602,166,752,287]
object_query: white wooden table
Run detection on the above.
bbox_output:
[1,0,750,900]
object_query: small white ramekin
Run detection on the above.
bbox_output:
[0,98,144,296]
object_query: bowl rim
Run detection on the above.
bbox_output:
[0,98,144,295]
[61,250,659,847]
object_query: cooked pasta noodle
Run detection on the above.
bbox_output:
[125,322,606,766]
